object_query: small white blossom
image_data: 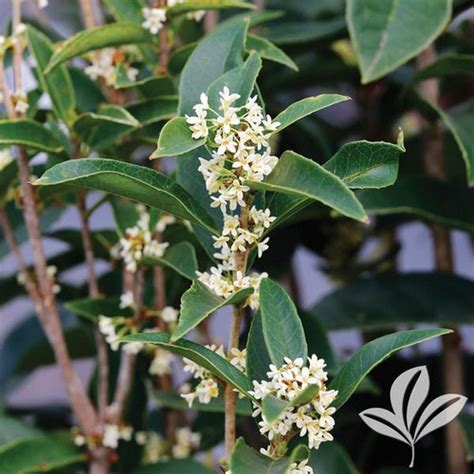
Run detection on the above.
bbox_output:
[119,291,134,309]
[161,306,178,323]
[13,90,29,114]
[142,7,167,34]
[149,348,174,376]
[122,341,143,355]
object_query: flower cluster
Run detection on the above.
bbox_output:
[250,356,337,458]
[111,206,169,273]
[85,47,139,87]
[181,346,247,407]
[17,265,60,294]
[187,88,280,308]
[98,315,140,352]
[142,1,204,35]
[73,424,133,450]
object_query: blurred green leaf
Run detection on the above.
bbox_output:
[144,242,198,280]
[246,34,297,71]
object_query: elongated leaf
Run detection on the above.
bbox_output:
[414,53,474,82]
[230,438,298,474]
[246,311,272,382]
[0,119,64,154]
[34,159,219,233]
[152,117,204,159]
[0,415,41,449]
[143,242,198,280]
[26,27,76,126]
[311,272,474,330]
[178,18,248,116]
[274,94,350,133]
[358,175,474,233]
[0,436,83,473]
[421,97,474,184]
[121,332,253,397]
[414,394,467,442]
[347,0,452,83]
[324,131,405,189]
[206,50,261,110]
[127,96,177,126]
[102,0,144,23]
[259,278,307,367]
[66,297,131,322]
[172,281,252,341]
[116,75,176,97]
[248,150,368,222]
[308,442,358,474]
[154,390,253,416]
[169,0,253,16]
[246,34,297,71]
[47,22,153,72]
[330,328,451,409]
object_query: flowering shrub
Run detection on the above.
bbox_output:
[0,0,471,473]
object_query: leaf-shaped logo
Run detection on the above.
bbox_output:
[359,366,467,468]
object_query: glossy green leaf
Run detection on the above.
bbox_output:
[291,384,320,407]
[347,0,452,83]
[102,0,144,23]
[246,34,297,71]
[230,438,300,474]
[178,18,248,116]
[330,328,451,409]
[308,442,358,474]
[259,278,307,367]
[26,27,76,126]
[34,159,219,233]
[121,332,253,397]
[127,96,178,126]
[152,117,204,159]
[263,18,346,45]
[154,390,253,416]
[261,394,289,423]
[0,415,41,449]
[414,53,474,82]
[172,281,252,341]
[459,413,474,461]
[206,50,262,110]
[324,131,405,189]
[143,242,198,280]
[248,150,368,223]
[69,67,106,113]
[274,94,350,134]
[0,119,64,154]
[168,0,254,16]
[246,311,272,383]
[358,175,474,233]
[47,22,153,72]
[65,297,131,322]
[0,436,83,473]
[116,75,176,97]
[311,272,474,331]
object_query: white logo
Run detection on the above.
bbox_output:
[359,366,467,468]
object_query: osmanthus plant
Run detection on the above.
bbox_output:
[33,12,450,473]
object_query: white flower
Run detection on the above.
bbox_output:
[13,91,29,114]
[103,424,120,449]
[289,459,313,474]
[142,7,167,34]
[149,348,174,376]
[122,341,143,355]
[257,237,270,258]
[229,348,247,371]
[15,23,27,36]
[119,291,134,309]
[38,0,48,8]
[172,427,201,459]
[161,306,178,323]
[156,214,176,232]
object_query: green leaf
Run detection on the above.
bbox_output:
[152,117,204,159]
[358,175,474,233]
[414,53,474,82]
[102,0,145,23]
[168,0,254,17]
[0,160,18,203]
[259,278,307,367]
[0,436,83,473]
[291,384,320,407]
[0,415,41,449]
[26,27,76,126]
[324,131,405,189]
[143,241,198,280]
[311,272,474,331]
[116,75,176,97]
[154,389,253,416]
[0,119,64,154]
[248,150,368,223]
[172,281,252,341]
[178,18,248,116]
[261,394,289,423]
[127,96,178,126]
[34,159,219,233]
[459,413,474,462]
[230,438,297,474]
[206,50,262,110]
[308,442,358,474]
[46,22,153,73]
[121,332,253,397]
[65,297,131,322]
[347,0,452,83]
[69,67,106,113]
[246,311,272,382]
[330,328,451,409]
[246,34,297,71]
[263,18,346,45]
[422,97,474,184]
[274,94,350,134]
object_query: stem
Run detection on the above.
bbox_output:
[12,0,23,94]
[416,46,468,474]
[0,59,15,117]
[204,11,219,32]
[79,0,97,29]
[409,443,415,469]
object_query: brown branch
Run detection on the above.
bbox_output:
[204,11,219,32]
[416,46,468,474]
[12,0,23,95]
[79,0,97,29]
[254,0,266,10]
[0,59,15,117]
